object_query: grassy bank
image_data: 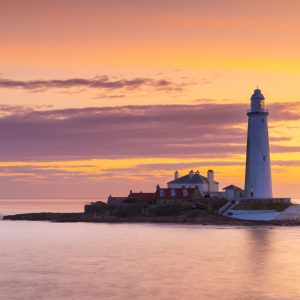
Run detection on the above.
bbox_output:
[233,201,290,212]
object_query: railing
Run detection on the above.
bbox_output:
[246,109,269,113]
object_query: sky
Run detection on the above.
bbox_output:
[0,0,300,198]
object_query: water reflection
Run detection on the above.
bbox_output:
[1,202,300,300]
[243,227,272,294]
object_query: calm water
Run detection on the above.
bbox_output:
[1,200,300,300]
[0,199,89,216]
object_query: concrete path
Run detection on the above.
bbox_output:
[227,210,280,221]
[276,204,300,221]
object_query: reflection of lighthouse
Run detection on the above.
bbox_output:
[244,88,272,199]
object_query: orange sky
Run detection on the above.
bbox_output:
[0,0,300,198]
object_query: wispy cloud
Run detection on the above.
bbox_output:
[0,75,192,92]
[0,102,298,160]
[94,94,126,99]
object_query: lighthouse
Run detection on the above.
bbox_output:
[244,88,273,199]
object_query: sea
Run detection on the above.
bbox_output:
[1,199,300,300]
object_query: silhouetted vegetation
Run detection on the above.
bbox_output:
[124,198,143,204]
[85,198,232,218]
[114,203,147,217]
[233,201,290,212]
[150,203,194,216]
[212,198,229,211]
[84,201,109,215]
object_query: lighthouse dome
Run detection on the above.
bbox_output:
[251,88,265,100]
[250,88,266,112]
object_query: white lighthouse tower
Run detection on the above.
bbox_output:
[244,88,273,199]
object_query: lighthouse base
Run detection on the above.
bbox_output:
[223,198,292,221]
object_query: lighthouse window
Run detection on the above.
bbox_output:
[263,155,266,161]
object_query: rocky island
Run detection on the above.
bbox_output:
[3,199,300,226]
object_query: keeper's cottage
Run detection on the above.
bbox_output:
[167,170,219,193]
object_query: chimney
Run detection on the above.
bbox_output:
[207,170,214,183]
[189,170,194,178]
[156,184,160,191]
[175,170,179,179]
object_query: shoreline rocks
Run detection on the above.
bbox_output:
[3,212,300,226]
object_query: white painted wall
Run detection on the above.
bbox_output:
[167,182,208,192]
[228,210,280,221]
[212,182,219,192]
[245,113,272,198]
[244,90,272,199]
[225,189,236,199]
[225,189,244,199]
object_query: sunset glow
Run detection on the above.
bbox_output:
[1,0,300,198]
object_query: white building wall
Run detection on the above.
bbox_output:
[225,189,244,199]
[212,182,219,192]
[167,182,208,193]
[207,170,214,192]
[226,189,236,199]
[168,181,218,192]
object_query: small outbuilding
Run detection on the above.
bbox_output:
[127,191,155,204]
[107,196,127,207]
[223,185,244,200]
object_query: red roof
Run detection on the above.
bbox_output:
[223,185,243,191]
[108,197,127,201]
[128,192,155,202]
[154,187,200,200]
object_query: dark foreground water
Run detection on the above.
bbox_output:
[1,200,300,300]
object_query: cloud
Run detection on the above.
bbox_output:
[269,102,300,121]
[0,75,191,92]
[193,98,218,103]
[94,94,126,99]
[0,102,298,160]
